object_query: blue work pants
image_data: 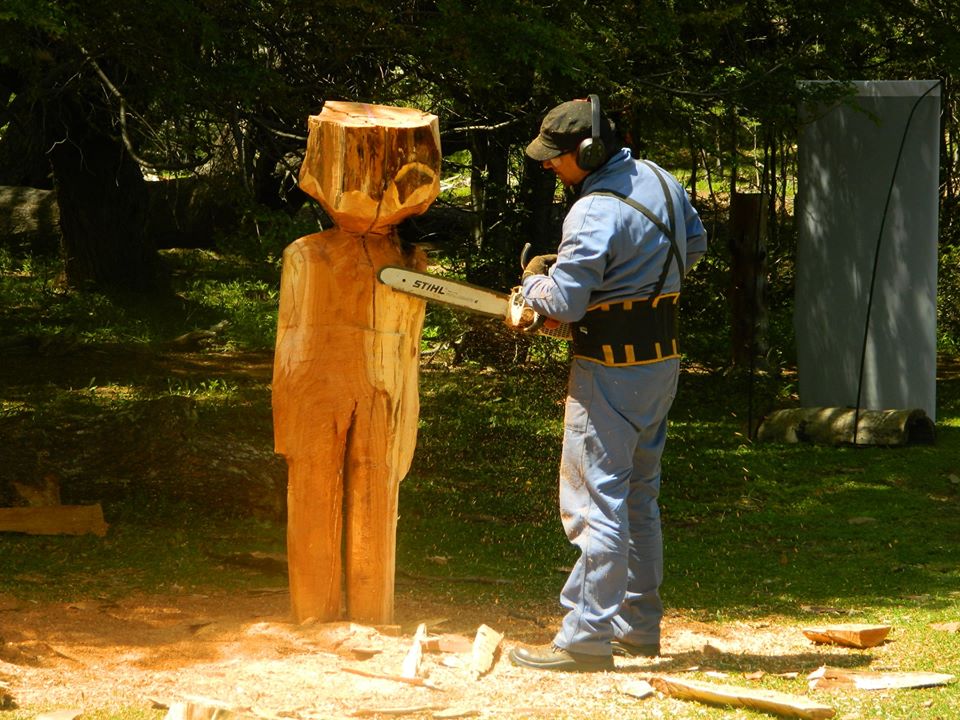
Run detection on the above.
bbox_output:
[553,357,679,655]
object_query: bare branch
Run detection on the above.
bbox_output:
[78,46,211,173]
[443,118,519,134]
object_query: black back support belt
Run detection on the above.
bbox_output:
[571,294,680,366]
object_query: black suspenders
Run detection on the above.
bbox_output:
[582,160,684,298]
[569,161,686,366]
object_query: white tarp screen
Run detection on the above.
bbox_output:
[795,80,940,421]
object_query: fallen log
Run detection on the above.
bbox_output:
[756,407,935,446]
[802,624,891,649]
[0,504,108,536]
[647,675,835,719]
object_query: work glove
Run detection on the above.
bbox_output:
[521,253,558,281]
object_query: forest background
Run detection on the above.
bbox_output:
[1,0,959,333]
[2,3,960,719]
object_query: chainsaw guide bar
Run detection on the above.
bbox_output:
[377,266,571,340]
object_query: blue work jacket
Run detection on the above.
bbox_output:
[522,148,707,323]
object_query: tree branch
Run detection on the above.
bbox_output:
[79,46,211,173]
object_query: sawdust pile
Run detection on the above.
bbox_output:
[0,589,860,719]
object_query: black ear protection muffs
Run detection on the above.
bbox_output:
[576,94,607,171]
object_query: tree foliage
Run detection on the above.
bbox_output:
[1,0,958,293]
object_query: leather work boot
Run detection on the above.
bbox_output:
[508,643,614,672]
[611,639,660,658]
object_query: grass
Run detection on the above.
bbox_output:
[1,241,959,718]
[397,364,960,615]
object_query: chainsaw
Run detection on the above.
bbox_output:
[377,265,571,340]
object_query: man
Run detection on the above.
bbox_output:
[508,96,707,672]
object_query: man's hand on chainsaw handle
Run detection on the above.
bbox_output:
[521,253,558,281]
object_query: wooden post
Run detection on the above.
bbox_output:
[728,192,768,367]
[272,101,440,624]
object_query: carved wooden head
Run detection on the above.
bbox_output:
[299,101,442,234]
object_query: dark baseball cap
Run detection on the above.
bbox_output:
[526,99,596,161]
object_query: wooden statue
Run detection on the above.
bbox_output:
[272,101,440,624]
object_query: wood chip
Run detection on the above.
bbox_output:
[469,624,503,679]
[432,708,481,719]
[618,679,655,699]
[808,666,955,691]
[36,711,83,720]
[929,621,960,633]
[802,624,891,649]
[422,634,474,654]
[400,617,448,634]
[648,674,835,719]
[348,646,382,659]
[401,623,427,678]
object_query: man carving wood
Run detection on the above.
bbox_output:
[272,101,440,623]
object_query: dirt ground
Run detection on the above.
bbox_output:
[0,346,877,718]
[0,585,867,719]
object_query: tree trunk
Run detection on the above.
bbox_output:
[467,132,513,288]
[520,154,561,255]
[274,100,440,624]
[0,93,53,189]
[728,192,769,367]
[47,98,159,291]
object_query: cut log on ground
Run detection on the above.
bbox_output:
[0,504,108,537]
[756,407,935,446]
[802,624,891,649]
[273,100,440,625]
[647,675,835,720]
[808,666,955,690]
